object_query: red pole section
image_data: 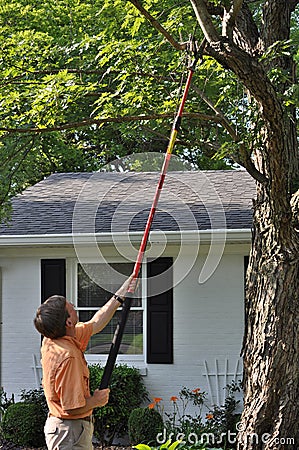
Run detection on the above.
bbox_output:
[129,68,195,287]
[99,65,197,389]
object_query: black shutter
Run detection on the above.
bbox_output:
[147,257,173,364]
[41,259,66,302]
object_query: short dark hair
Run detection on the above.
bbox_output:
[34,295,70,339]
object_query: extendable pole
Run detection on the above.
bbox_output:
[99,66,196,390]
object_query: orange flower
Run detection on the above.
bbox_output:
[148,403,155,409]
[206,413,214,420]
[192,388,201,394]
[170,396,178,402]
[154,397,162,403]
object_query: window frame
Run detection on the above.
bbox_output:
[68,258,146,365]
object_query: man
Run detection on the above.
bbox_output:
[34,274,134,450]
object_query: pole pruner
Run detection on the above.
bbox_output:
[99,37,204,389]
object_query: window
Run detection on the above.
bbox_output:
[77,262,143,355]
[41,257,174,364]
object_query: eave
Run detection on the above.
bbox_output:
[0,229,251,247]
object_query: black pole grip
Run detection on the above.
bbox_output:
[99,297,132,389]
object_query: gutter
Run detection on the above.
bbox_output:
[0,229,252,247]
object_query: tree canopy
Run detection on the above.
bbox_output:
[3,0,292,215]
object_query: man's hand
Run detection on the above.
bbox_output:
[115,273,137,298]
[89,273,138,335]
[65,388,110,416]
[92,388,110,408]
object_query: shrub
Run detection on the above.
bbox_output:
[1,401,46,447]
[20,387,48,417]
[89,363,149,445]
[128,407,164,445]
[1,388,47,447]
[204,381,242,449]
[0,388,14,419]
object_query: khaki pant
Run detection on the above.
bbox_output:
[44,416,94,450]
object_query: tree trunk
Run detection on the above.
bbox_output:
[238,114,299,448]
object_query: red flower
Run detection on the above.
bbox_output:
[192,388,201,394]
[170,396,178,402]
[206,413,213,420]
[148,403,155,409]
[154,397,162,403]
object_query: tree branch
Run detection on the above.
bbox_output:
[222,0,244,39]
[3,69,180,89]
[231,0,243,23]
[191,83,268,184]
[233,1,261,54]
[261,0,295,48]
[189,0,220,42]
[188,1,278,129]
[0,112,222,135]
[127,0,186,51]
[140,125,191,147]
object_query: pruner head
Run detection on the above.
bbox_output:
[187,34,199,55]
[186,35,205,71]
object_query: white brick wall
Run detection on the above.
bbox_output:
[0,244,246,412]
[0,256,41,397]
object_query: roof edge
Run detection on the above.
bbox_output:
[0,229,251,247]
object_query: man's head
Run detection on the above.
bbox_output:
[34,295,70,339]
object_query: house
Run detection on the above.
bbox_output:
[0,170,255,411]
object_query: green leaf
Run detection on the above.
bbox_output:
[133,445,153,450]
[168,441,182,450]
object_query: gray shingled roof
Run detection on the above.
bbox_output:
[0,170,256,235]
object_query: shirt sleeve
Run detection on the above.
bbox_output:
[54,357,88,411]
[74,322,93,352]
